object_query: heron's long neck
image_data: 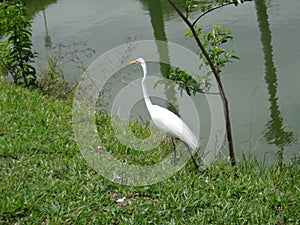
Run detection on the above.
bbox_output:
[141,63,153,109]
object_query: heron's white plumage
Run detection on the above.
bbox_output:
[149,104,198,150]
[130,58,198,151]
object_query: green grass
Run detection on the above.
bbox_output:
[0,79,299,224]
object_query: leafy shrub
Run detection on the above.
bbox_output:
[37,54,75,100]
[36,42,95,100]
[0,0,37,86]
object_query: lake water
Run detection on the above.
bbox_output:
[30,0,300,165]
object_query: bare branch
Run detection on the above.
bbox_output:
[192,2,234,26]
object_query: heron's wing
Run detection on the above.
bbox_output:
[149,105,198,150]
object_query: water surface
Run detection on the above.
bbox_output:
[31,0,300,164]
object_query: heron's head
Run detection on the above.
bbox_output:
[130,58,145,66]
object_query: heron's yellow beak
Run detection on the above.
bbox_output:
[129,60,137,65]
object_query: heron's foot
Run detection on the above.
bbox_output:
[192,163,205,172]
[195,165,203,172]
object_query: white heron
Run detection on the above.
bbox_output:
[130,58,199,170]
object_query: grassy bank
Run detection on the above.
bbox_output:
[0,80,299,224]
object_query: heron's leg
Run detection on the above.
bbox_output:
[181,141,199,170]
[171,138,176,166]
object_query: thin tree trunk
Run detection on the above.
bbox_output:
[167,0,236,166]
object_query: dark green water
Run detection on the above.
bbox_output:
[30,0,300,164]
